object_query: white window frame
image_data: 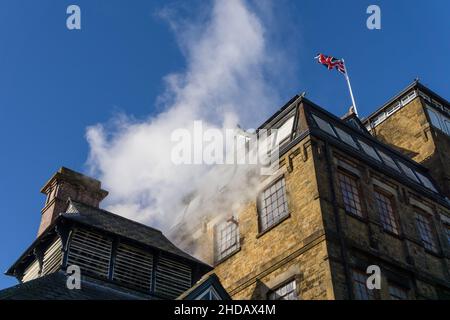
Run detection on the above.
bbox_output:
[258,177,289,232]
[386,102,402,116]
[401,90,417,106]
[273,115,295,146]
[268,279,298,300]
[215,218,240,262]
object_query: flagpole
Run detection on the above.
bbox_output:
[342,59,359,117]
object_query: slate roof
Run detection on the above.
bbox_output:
[62,200,209,266]
[0,271,149,300]
[6,199,210,276]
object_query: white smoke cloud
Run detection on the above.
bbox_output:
[86,0,297,240]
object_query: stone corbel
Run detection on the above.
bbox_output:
[287,148,301,173]
[303,139,315,162]
[421,124,432,142]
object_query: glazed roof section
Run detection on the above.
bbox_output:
[256,93,448,207]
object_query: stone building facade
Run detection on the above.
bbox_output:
[364,81,450,199]
[179,82,450,300]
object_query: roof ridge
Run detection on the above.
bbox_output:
[68,199,162,234]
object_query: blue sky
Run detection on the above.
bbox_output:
[0,0,448,289]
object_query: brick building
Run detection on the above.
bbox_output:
[177,81,450,300]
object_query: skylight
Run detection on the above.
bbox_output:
[415,171,439,193]
[274,116,295,145]
[377,150,400,172]
[357,139,382,162]
[334,126,359,149]
[397,162,420,184]
[312,114,337,137]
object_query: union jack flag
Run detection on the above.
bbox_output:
[315,53,346,74]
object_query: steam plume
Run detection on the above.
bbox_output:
[86,0,296,244]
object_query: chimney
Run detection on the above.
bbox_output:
[37,167,108,237]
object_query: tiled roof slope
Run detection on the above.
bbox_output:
[63,200,208,266]
[0,271,149,300]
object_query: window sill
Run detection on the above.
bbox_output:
[256,213,291,239]
[381,229,402,240]
[424,248,442,258]
[214,247,241,266]
[345,211,368,223]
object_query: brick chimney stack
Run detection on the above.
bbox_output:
[37,167,108,236]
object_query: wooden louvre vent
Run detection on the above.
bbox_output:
[112,243,153,292]
[154,255,192,298]
[42,237,63,275]
[22,258,40,283]
[67,229,112,278]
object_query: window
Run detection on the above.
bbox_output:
[398,162,420,184]
[427,107,443,130]
[334,126,359,149]
[373,113,386,126]
[377,150,400,172]
[273,115,295,145]
[338,171,364,217]
[415,171,438,193]
[215,219,240,262]
[432,99,444,110]
[312,114,337,137]
[258,177,289,232]
[419,90,431,102]
[415,212,438,252]
[386,102,401,116]
[445,119,450,135]
[426,105,450,136]
[401,90,417,106]
[445,225,450,246]
[268,279,297,300]
[374,190,399,235]
[352,270,375,300]
[388,283,408,300]
[357,140,382,162]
